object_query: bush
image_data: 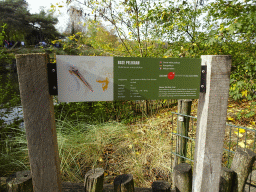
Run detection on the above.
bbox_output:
[229,79,256,101]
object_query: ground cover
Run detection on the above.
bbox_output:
[0,97,255,189]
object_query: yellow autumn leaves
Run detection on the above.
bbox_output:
[231,127,256,148]
[241,90,248,97]
[238,139,254,148]
[228,117,235,121]
[230,83,247,97]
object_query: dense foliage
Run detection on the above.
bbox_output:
[0,0,61,45]
[50,0,256,101]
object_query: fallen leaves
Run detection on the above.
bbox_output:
[236,128,246,133]
[228,117,235,121]
[238,141,253,148]
[246,140,254,145]
[234,132,243,138]
[238,141,245,148]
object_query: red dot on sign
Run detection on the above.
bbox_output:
[168,72,175,80]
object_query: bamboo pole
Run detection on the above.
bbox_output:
[16,53,62,192]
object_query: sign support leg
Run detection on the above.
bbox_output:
[192,55,231,192]
[16,53,62,192]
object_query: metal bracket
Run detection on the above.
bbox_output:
[47,63,58,95]
[200,66,207,93]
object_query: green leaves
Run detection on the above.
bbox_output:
[61,0,256,102]
[0,23,6,43]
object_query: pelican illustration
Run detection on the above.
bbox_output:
[68,65,94,92]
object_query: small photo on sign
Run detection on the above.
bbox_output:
[57,55,114,102]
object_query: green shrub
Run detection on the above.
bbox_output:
[229,79,256,101]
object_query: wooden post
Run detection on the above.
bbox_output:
[173,163,192,192]
[16,54,62,191]
[114,174,134,192]
[192,55,231,192]
[152,180,171,192]
[175,99,192,166]
[219,167,234,192]
[84,168,104,192]
[6,170,33,192]
[231,148,256,192]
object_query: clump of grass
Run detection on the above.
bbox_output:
[56,119,132,183]
[56,111,175,187]
[43,110,175,187]
[53,105,182,188]
[0,126,29,177]
[108,122,174,187]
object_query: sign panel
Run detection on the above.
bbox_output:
[57,55,114,102]
[56,55,201,102]
[114,57,201,100]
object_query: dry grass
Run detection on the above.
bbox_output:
[56,110,176,188]
[55,99,199,188]
[1,98,255,188]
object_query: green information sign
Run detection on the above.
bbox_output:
[56,56,201,102]
[114,57,201,100]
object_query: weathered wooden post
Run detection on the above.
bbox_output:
[192,55,231,192]
[114,174,134,192]
[231,148,256,192]
[6,170,33,192]
[152,180,171,192]
[84,168,104,192]
[175,99,192,166]
[173,163,192,192]
[219,167,235,192]
[16,53,62,191]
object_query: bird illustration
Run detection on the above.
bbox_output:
[68,65,94,92]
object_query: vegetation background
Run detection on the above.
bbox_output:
[0,0,255,189]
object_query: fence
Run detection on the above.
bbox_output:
[170,111,256,191]
[4,109,255,191]
[3,167,191,192]
[13,54,232,191]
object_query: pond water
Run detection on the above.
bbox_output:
[0,72,24,128]
[0,106,24,129]
[0,72,60,130]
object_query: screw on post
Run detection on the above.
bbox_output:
[52,69,55,72]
